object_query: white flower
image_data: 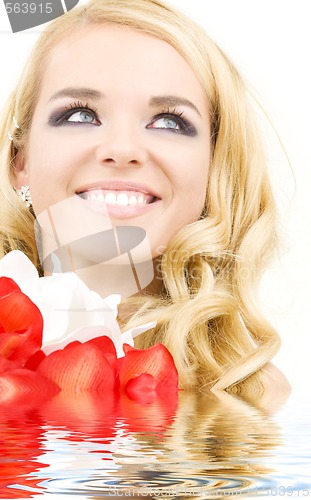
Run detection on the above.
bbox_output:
[0,251,155,357]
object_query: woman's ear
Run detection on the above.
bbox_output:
[13,150,29,188]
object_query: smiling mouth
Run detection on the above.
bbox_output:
[77,189,158,207]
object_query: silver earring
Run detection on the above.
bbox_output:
[15,186,32,208]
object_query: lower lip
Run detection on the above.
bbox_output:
[77,195,161,219]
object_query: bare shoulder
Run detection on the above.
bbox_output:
[261,362,291,390]
[258,362,292,413]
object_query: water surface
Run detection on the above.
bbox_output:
[0,390,310,499]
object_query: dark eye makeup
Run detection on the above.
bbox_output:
[48,101,101,127]
[48,102,197,136]
[146,108,197,136]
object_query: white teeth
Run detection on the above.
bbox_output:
[82,190,152,206]
[129,195,138,206]
[105,192,117,205]
[116,193,129,206]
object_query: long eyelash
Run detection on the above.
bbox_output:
[65,101,98,114]
[153,107,196,136]
[49,101,99,127]
[162,107,184,118]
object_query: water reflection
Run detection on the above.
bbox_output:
[1,388,295,499]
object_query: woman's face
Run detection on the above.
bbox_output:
[16,24,211,257]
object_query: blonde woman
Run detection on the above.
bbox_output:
[0,0,290,396]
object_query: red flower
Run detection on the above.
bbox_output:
[36,338,179,403]
[0,276,179,405]
[0,277,43,365]
[119,343,179,403]
[37,338,116,394]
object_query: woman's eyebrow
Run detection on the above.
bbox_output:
[47,89,202,117]
[149,95,202,117]
[48,87,103,102]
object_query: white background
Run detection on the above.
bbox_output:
[0,0,310,391]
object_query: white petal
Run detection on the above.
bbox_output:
[122,321,157,340]
[0,250,42,306]
[0,250,38,288]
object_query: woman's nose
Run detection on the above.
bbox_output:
[95,125,147,168]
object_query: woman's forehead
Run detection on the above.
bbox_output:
[38,24,208,110]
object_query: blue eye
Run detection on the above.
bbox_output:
[48,102,101,127]
[67,110,96,123]
[151,116,180,130]
[147,112,197,136]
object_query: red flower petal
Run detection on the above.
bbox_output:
[0,286,43,364]
[125,373,157,403]
[86,336,118,371]
[0,355,20,374]
[0,368,59,404]
[37,342,116,394]
[119,343,178,393]
[0,333,21,359]
[24,349,46,371]
[0,276,21,296]
[122,343,134,353]
[87,335,117,356]
[0,290,42,334]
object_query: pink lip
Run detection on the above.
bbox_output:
[76,180,161,199]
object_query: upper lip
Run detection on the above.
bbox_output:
[76,180,161,199]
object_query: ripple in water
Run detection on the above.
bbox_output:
[0,391,310,499]
[42,474,254,498]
